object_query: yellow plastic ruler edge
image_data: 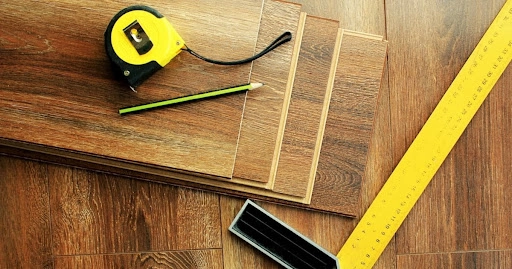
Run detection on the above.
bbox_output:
[337,1,512,268]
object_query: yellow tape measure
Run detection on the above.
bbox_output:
[338,1,512,268]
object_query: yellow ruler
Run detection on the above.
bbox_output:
[337,1,512,268]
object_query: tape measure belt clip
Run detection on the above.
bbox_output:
[123,20,153,55]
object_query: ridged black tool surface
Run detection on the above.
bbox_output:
[229,200,339,269]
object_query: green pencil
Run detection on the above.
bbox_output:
[119,82,263,115]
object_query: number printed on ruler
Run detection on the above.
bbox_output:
[337,1,512,269]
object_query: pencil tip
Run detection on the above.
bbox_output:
[250,82,264,89]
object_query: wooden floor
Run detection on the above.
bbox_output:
[1,0,512,268]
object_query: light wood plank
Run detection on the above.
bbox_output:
[272,16,340,198]
[49,165,221,255]
[54,250,223,269]
[233,0,303,182]
[308,31,388,216]
[0,156,53,269]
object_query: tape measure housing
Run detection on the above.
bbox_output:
[105,5,185,88]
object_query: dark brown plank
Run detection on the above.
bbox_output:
[54,250,223,269]
[387,0,512,254]
[48,165,221,255]
[308,31,387,216]
[0,156,53,269]
[272,16,339,198]
[0,0,264,178]
[397,251,512,269]
[233,0,303,183]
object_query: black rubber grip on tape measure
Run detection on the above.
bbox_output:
[104,5,163,88]
[229,200,340,269]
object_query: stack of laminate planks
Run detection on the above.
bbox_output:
[0,0,387,217]
[228,0,388,217]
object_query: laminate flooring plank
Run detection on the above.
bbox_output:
[282,2,395,267]
[272,16,339,198]
[48,165,221,255]
[285,2,396,267]
[386,0,512,254]
[0,156,53,269]
[397,251,512,269]
[233,0,303,183]
[288,0,387,36]
[54,250,223,269]
[0,0,263,178]
[308,31,387,216]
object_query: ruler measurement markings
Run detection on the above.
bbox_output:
[338,1,512,268]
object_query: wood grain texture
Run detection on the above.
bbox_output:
[387,0,512,255]
[287,2,395,268]
[54,250,223,269]
[0,156,53,269]
[0,0,263,178]
[289,0,387,36]
[272,16,339,198]
[233,0,303,182]
[0,0,389,216]
[54,249,223,269]
[49,165,221,255]
[308,31,387,216]
[6,1,512,269]
[353,60,397,269]
[397,251,512,269]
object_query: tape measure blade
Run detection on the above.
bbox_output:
[338,1,512,268]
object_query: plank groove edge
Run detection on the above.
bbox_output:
[308,30,388,216]
[272,16,340,199]
[231,10,307,190]
[232,0,304,183]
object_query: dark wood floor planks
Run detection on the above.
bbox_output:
[48,165,221,255]
[387,0,512,256]
[0,156,53,269]
[54,250,224,269]
[397,251,512,269]
[272,16,339,198]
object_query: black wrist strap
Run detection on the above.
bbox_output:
[182,31,292,65]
